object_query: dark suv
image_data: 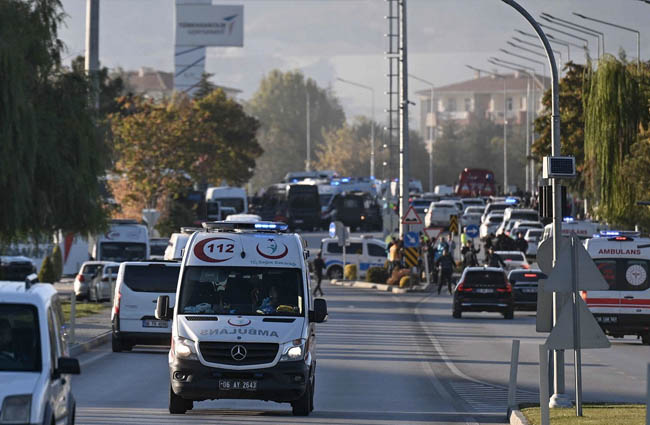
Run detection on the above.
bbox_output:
[453,267,514,319]
[508,269,546,311]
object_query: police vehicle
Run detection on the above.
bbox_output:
[320,236,387,279]
[155,221,327,416]
[583,230,650,344]
[0,276,80,424]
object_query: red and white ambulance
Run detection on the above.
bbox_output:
[582,230,650,344]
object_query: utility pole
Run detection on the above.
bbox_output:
[398,0,409,239]
[306,89,311,171]
[85,0,100,110]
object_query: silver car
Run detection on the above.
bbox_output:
[88,262,120,302]
[74,261,104,300]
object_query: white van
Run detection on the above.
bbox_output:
[111,262,181,352]
[583,231,650,344]
[90,220,149,262]
[205,186,247,221]
[320,236,387,279]
[164,228,200,261]
[154,221,327,416]
[0,277,80,424]
[541,219,608,242]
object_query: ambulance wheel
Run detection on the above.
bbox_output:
[642,333,650,345]
[328,266,343,280]
[169,386,191,414]
[291,381,311,416]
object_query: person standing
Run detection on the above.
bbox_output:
[312,252,325,296]
[515,232,528,255]
[435,248,454,295]
[486,247,506,268]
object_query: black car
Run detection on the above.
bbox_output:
[453,267,514,319]
[508,269,547,311]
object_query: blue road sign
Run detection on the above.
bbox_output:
[404,231,419,248]
[465,224,479,239]
[329,222,337,238]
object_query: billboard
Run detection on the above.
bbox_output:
[175,4,244,47]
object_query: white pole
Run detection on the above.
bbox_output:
[306,89,311,171]
[371,88,376,179]
[646,364,650,425]
[571,234,583,416]
[525,75,530,193]
[539,344,550,425]
[508,339,521,411]
[429,86,434,193]
[503,78,508,194]
[398,0,409,240]
[85,0,100,110]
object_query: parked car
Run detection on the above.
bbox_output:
[452,267,514,319]
[479,213,504,239]
[494,251,529,271]
[508,269,546,310]
[88,262,120,302]
[524,228,543,257]
[0,255,36,281]
[74,260,107,300]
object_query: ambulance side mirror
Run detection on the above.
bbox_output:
[310,298,328,323]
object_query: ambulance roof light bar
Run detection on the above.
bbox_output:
[599,230,640,237]
[202,221,288,233]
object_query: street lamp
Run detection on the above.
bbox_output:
[573,12,641,71]
[408,73,435,193]
[540,13,605,58]
[466,65,509,194]
[500,48,547,80]
[518,28,590,61]
[337,77,376,179]
[508,40,562,71]
[513,37,565,61]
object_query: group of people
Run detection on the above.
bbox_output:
[483,231,528,255]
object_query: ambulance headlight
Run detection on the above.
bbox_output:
[0,394,31,423]
[280,339,305,361]
[173,336,197,360]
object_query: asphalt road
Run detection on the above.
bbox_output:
[71,281,507,425]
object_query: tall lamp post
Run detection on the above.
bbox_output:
[540,13,605,58]
[573,13,641,72]
[408,73,435,192]
[466,65,508,194]
[337,77,376,179]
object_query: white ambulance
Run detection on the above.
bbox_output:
[90,220,149,262]
[583,230,650,344]
[154,221,327,416]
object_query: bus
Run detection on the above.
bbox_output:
[455,168,496,197]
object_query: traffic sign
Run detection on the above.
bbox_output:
[404,231,419,248]
[402,206,422,225]
[545,298,610,350]
[544,234,609,293]
[449,215,459,234]
[328,222,336,238]
[465,224,479,239]
[536,235,570,275]
[403,247,419,268]
[424,227,443,240]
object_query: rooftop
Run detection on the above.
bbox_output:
[416,73,550,96]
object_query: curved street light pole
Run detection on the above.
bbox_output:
[337,77,376,179]
[466,65,508,194]
[501,0,577,415]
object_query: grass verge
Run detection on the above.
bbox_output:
[522,404,646,425]
[61,302,108,322]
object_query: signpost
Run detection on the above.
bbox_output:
[465,224,479,239]
[403,231,420,269]
[424,227,443,240]
[402,206,422,226]
[449,215,458,234]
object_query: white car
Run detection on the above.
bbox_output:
[320,236,387,279]
[73,260,105,300]
[494,251,529,271]
[0,277,80,425]
[88,261,120,302]
[460,198,485,210]
[461,212,482,228]
[480,213,504,239]
[425,201,460,228]
[111,262,181,352]
[524,228,543,257]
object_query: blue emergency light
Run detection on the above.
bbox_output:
[341,177,350,183]
[254,222,289,231]
[563,216,574,223]
[505,197,518,204]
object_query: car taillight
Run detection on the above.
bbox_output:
[113,292,121,316]
[580,291,587,301]
[77,274,84,283]
[497,283,512,293]
[456,282,464,292]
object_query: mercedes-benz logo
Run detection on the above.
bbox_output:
[230,344,247,361]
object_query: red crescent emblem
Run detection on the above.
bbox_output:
[193,237,235,263]
[256,243,289,259]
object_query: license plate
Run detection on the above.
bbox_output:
[142,319,168,328]
[596,316,618,324]
[523,288,537,293]
[219,379,258,391]
[294,219,304,223]
[476,288,494,294]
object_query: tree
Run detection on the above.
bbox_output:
[584,55,646,224]
[194,73,218,100]
[0,0,109,242]
[51,244,63,282]
[247,70,345,190]
[37,256,57,284]
[71,55,125,116]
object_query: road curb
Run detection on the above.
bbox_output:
[330,279,408,294]
[70,331,111,357]
[509,407,529,425]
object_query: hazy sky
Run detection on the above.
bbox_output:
[58,0,650,128]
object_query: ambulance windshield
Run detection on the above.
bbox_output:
[177,266,304,316]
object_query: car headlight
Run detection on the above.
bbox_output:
[173,336,197,360]
[280,339,305,362]
[0,394,31,424]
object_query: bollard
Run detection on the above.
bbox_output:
[539,344,550,425]
[508,339,521,414]
[69,292,76,345]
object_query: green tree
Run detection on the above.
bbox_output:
[37,256,57,284]
[194,72,218,100]
[247,70,346,190]
[51,244,63,281]
[71,55,125,116]
[0,0,109,242]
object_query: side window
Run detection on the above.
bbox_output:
[594,259,617,290]
[348,243,363,255]
[326,243,342,254]
[620,260,650,292]
[367,243,386,257]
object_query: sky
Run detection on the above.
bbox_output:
[58,0,650,129]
